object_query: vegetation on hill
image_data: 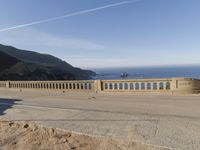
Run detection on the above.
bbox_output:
[0,44,95,81]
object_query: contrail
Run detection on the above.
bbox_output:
[0,0,139,32]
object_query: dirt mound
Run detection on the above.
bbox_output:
[0,121,170,150]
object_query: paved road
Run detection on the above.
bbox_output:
[0,89,200,150]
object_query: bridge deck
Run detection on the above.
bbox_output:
[0,89,200,150]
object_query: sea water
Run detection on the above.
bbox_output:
[93,65,200,80]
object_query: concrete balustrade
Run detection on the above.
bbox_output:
[102,79,171,92]
[0,78,200,94]
[4,81,94,92]
[0,81,6,88]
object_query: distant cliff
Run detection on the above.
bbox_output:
[0,44,96,81]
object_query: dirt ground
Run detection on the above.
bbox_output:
[0,121,170,150]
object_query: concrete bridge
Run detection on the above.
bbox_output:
[1,77,200,94]
[1,78,200,149]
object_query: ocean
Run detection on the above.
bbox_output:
[93,65,200,80]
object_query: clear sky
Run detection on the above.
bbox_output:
[0,0,199,69]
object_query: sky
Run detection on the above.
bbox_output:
[0,0,199,69]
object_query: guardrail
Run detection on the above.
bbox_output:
[0,81,6,88]
[0,78,200,94]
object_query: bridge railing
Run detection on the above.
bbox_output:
[7,80,95,91]
[0,81,6,88]
[1,78,200,94]
[101,79,172,92]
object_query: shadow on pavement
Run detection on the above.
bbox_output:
[0,98,21,116]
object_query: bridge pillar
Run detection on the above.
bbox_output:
[6,81,10,89]
[94,80,102,93]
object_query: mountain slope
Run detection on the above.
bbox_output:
[0,44,95,81]
[0,51,20,72]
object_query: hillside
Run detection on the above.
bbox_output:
[0,44,95,81]
[0,51,20,72]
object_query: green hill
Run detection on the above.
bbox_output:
[0,44,95,81]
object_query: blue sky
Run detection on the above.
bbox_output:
[0,0,199,69]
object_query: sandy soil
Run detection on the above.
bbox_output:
[0,121,169,150]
